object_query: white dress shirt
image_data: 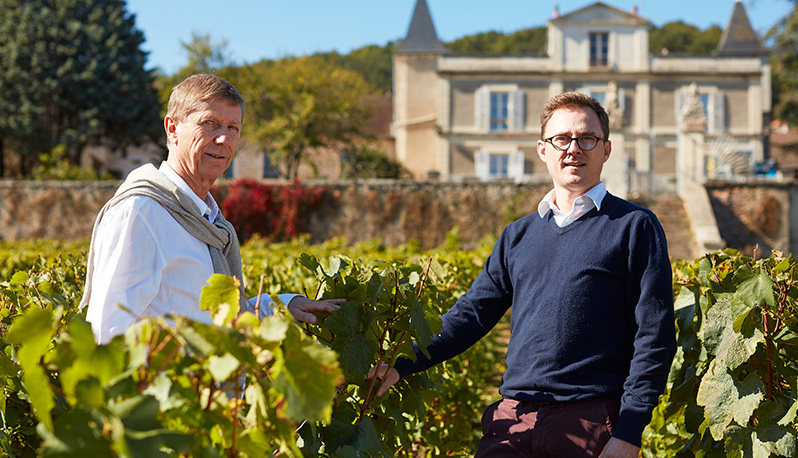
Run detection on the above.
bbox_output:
[86,162,296,344]
[537,182,607,227]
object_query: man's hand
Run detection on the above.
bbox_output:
[286,297,345,324]
[599,437,640,458]
[366,363,400,397]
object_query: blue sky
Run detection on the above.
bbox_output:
[125,0,794,75]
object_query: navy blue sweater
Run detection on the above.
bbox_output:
[394,194,676,446]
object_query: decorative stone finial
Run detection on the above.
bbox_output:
[605,81,625,129]
[679,82,707,131]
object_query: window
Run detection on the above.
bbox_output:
[263,151,279,178]
[590,32,608,67]
[490,92,509,132]
[475,85,525,133]
[475,149,525,181]
[489,153,509,178]
[698,94,710,124]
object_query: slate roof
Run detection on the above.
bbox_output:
[715,0,768,57]
[397,0,448,55]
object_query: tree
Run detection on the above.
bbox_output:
[340,145,408,179]
[315,42,398,95]
[0,0,162,177]
[768,3,798,127]
[649,21,723,55]
[446,27,547,55]
[232,56,371,179]
[156,32,237,113]
[182,32,234,75]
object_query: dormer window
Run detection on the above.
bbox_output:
[590,32,609,67]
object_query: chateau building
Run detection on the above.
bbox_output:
[393,0,771,196]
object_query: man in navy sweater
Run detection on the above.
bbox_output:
[369,92,676,457]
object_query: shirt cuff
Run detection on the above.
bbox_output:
[246,294,303,318]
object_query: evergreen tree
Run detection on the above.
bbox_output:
[0,0,161,177]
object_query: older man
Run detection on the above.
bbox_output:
[81,74,341,344]
[370,92,675,458]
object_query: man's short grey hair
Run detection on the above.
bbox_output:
[167,74,245,122]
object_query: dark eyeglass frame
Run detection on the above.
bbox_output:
[543,134,606,152]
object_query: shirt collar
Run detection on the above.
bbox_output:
[158,162,219,221]
[537,181,608,218]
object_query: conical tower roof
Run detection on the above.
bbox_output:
[716,0,768,57]
[397,0,448,55]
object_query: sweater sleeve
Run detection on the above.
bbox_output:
[613,213,676,446]
[394,228,515,378]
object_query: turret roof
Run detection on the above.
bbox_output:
[397,0,448,55]
[716,0,768,57]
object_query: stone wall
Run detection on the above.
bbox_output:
[303,180,550,248]
[4,179,793,259]
[0,180,118,240]
[706,182,794,257]
[0,179,549,249]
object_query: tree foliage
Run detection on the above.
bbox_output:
[649,21,724,55]
[446,27,547,56]
[0,0,162,176]
[155,33,238,114]
[340,146,408,179]
[231,56,371,179]
[768,3,798,127]
[314,43,398,95]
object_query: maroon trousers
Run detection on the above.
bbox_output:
[474,398,621,458]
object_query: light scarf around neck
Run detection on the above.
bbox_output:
[79,163,246,310]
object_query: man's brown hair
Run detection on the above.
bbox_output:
[167,74,245,122]
[539,92,610,140]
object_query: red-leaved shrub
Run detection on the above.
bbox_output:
[213,178,325,242]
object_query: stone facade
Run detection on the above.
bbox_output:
[393,1,771,199]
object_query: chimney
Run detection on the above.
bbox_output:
[631,4,638,16]
[553,4,560,18]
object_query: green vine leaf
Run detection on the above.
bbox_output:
[208,353,241,382]
[732,265,776,318]
[200,273,241,325]
[273,325,343,423]
[697,367,764,440]
[751,423,797,458]
[6,306,57,432]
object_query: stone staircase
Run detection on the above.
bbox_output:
[631,195,699,261]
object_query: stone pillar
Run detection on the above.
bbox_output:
[677,82,708,195]
[677,82,724,254]
[604,132,627,198]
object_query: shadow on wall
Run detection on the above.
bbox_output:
[708,189,783,258]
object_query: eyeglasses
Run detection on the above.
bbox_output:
[543,134,605,152]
